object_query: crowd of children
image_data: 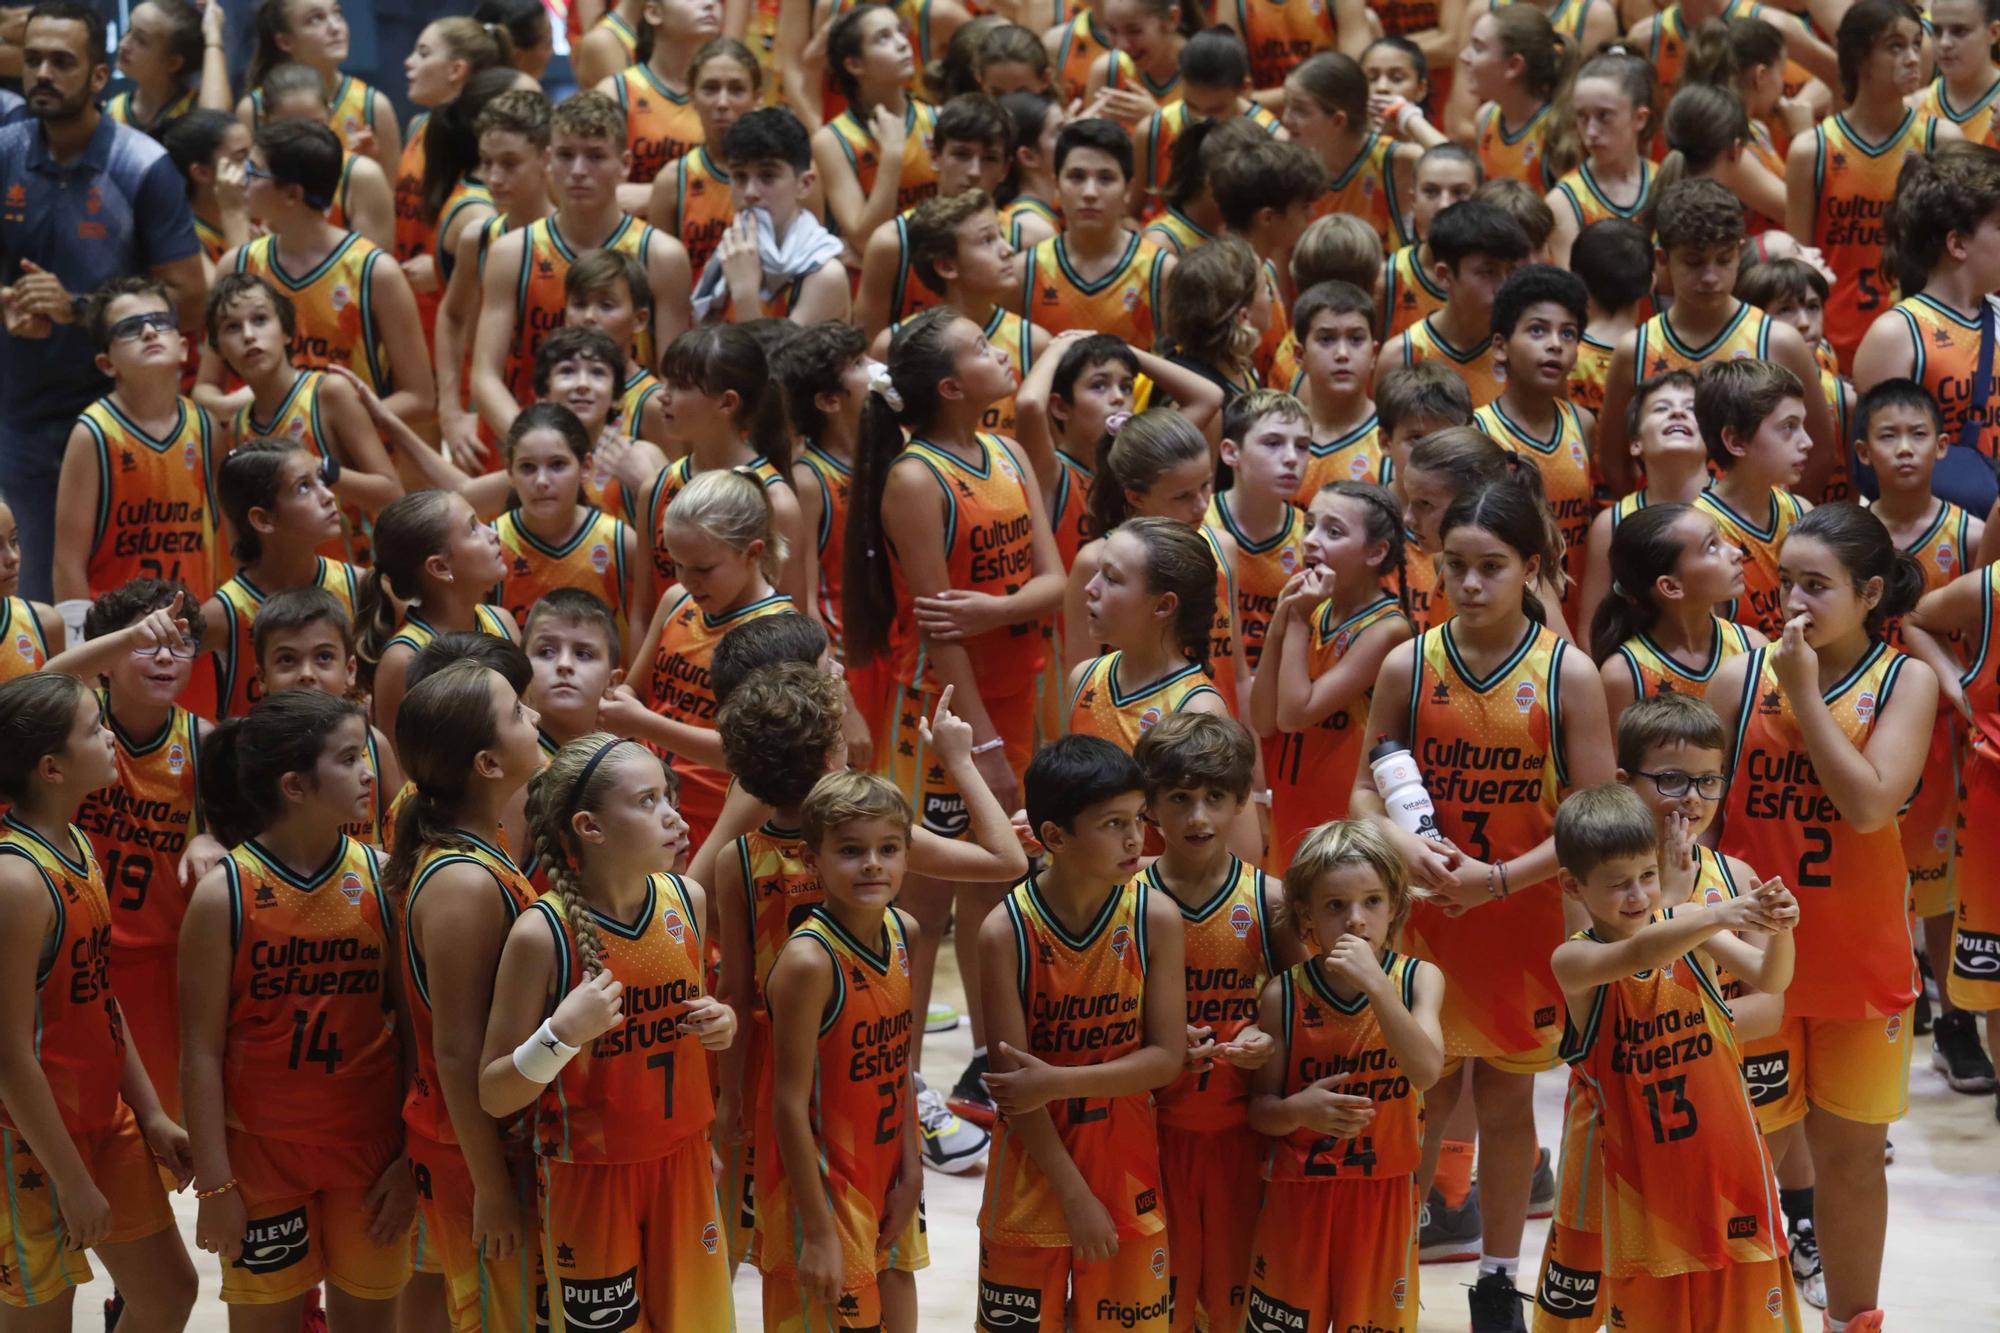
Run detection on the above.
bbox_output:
[5,0,2000,1329]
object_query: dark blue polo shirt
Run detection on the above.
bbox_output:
[0,113,198,433]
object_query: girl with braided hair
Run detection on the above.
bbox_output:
[478,733,736,1330]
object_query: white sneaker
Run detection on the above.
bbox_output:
[914,1072,988,1174]
[926,1000,962,1034]
[1791,1221,1828,1310]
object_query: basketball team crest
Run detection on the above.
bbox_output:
[1229,902,1254,939]
[288,416,307,438]
[1109,924,1133,959]
[332,282,352,312]
[1704,885,1725,906]
[1938,542,1957,574]
[590,543,611,574]
[1333,630,1351,656]
[1514,680,1537,714]
[995,452,1020,483]
[1856,691,1877,723]
[700,1222,720,1254]
[167,742,187,776]
[1150,1248,1167,1279]
[661,908,686,941]
[184,437,200,470]
[1279,547,1299,574]
[13,631,33,663]
[1348,452,1370,479]
[894,939,910,974]
[1393,1277,1407,1309]
[340,872,364,906]
[1138,706,1163,732]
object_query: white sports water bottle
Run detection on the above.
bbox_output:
[1369,739,1448,845]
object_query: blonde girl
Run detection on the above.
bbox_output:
[478,735,736,1331]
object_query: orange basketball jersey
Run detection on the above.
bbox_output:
[647,591,796,811]
[1019,232,1171,348]
[1476,102,1554,192]
[208,558,361,720]
[824,100,941,219]
[736,821,820,1017]
[495,507,633,642]
[1297,414,1387,504]
[1053,10,1115,103]
[1317,133,1408,246]
[530,873,713,1161]
[78,703,201,956]
[979,876,1164,1245]
[796,443,853,639]
[1630,301,1774,383]
[664,145,733,278]
[1568,332,1615,418]
[1400,316,1505,407]
[0,597,49,683]
[612,64,705,184]
[1151,855,1282,1132]
[503,215,659,414]
[1606,617,1756,703]
[222,835,399,1144]
[1268,953,1426,1181]
[233,232,396,398]
[75,396,218,598]
[230,369,373,566]
[1884,293,1999,458]
[1068,654,1221,750]
[1270,596,1408,861]
[1227,0,1335,92]
[1475,398,1593,621]
[1810,109,1940,366]
[383,604,513,659]
[1695,486,1808,638]
[1045,448,1094,573]
[1550,161,1654,233]
[1206,495,1305,674]
[1917,71,2000,145]
[637,454,789,593]
[1382,244,1446,342]
[1718,644,1918,1018]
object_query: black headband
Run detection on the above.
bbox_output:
[565,738,630,824]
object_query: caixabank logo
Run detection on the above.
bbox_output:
[556,1266,640,1331]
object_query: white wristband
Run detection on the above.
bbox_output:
[512,1017,580,1084]
[1395,101,1424,133]
[970,736,1006,755]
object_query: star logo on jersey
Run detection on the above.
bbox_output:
[514,556,533,576]
[1650,357,1669,376]
[1430,679,1449,704]
[898,739,915,757]
[1299,1001,1322,1027]
[255,884,278,908]
[1109,924,1133,959]
[850,963,869,987]
[689,178,705,195]
[120,448,138,474]
[1513,680,1537,714]
[1855,690,1877,723]
[1933,324,1954,348]
[590,543,611,573]
[1036,940,1056,966]
[1760,689,1782,714]
[1607,1304,1627,1329]
[1041,285,1059,306]
[926,763,946,784]
[1831,152,1848,171]
[1229,902,1254,939]
[677,606,698,626]
[838,1293,862,1318]
[1656,680,1678,696]
[16,1169,40,1191]
[955,478,974,499]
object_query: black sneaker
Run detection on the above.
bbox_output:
[1527,1147,1555,1219]
[104,1293,123,1332]
[949,1050,996,1127]
[1930,1009,1998,1092]
[1790,1219,1827,1310]
[1418,1184,1481,1263]
[1467,1269,1529,1333]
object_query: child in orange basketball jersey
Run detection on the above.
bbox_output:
[596,0,718,194]
[0,673,197,1324]
[200,440,364,720]
[382,661,546,1333]
[1591,503,1763,723]
[0,495,62,681]
[1252,481,1413,863]
[813,6,941,254]
[1282,52,1419,249]
[1576,372,1708,646]
[1023,119,1175,348]
[758,769,929,1332]
[1245,819,1445,1333]
[477,733,737,1331]
[772,322,870,665]
[974,736,1186,1332]
[1692,360,1816,638]
[1211,389,1310,681]
[1711,504,1940,1333]
[181,688,413,1323]
[1565,219,1650,419]
[1541,51,1655,269]
[1380,145,1483,343]
[1457,6,1564,192]
[55,277,220,607]
[1291,282,1385,495]
[1133,713,1294,1333]
[563,252,674,463]
[1374,199,1529,409]
[1397,427,1570,636]
[647,39,761,280]
[356,489,519,745]
[1350,480,1615,1327]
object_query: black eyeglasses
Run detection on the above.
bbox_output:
[1635,770,1728,800]
[106,310,178,343]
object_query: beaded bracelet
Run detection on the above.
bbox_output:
[195,1178,237,1200]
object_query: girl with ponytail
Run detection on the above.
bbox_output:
[1062,406,1246,714]
[111,0,230,133]
[1252,479,1413,863]
[182,689,411,1321]
[241,0,402,175]
[357,489,517,746]
[1712,503,1937,1331]
[478,734,735,1330]
[1400,426,1572,635]
[1854,143,2000,457]
[1683,15,1818,173]
[385,661,546,1333]
[1543,48,1655,266]
[1591,502,1763,724]
[1457,6,1571,190]
[1652,81,1786,228]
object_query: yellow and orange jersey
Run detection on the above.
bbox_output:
[1883,293,1998,458]
[756,906,918,1278]
[1568,331,1616,417]
[976,306,1041,440]
[637,453,789,592]
[1400,315,1505,407]
[1105,48,1180,105]
[590,9,641,63]
[1550,160,1655,233]
[1140,99,1284,200]
[233,232,396,399]
[0,817,123,1136]
[1810,108,1941,366]
[1382,243,1446,342]
[887,435,1048,696]
[1206,494,1305,674]
[1402,621,1571,1057]
[796,441,853,638]
[75,395,219,598]
[495,506,634,642]
[611,63,705,184]
[1200,525,1243,718]
[383,604,513,659]
[402,833,537,1146]
[1152,856,1280,1131]
[1019,232,1171,348]
[1227,0,1335,91]
[221,835,399,1144]
[1316,132,1408,247]
[1476,101,1555,192]
[1919,71,2000,156]
[392,111,430,294]
[1267,953,1426,1181]
[1001,194,1060,251]
[647,590,796,812]
[1560,916,1784,1277]
[208,558,361,720]
[1694,486,1808,637]
[881,209,942,330]
[78,702,201,956]
[825,100,941,220]
[432,177,494,287]
[1877,499,1975,650]
[503,214,660,412]
[1719,643,1918,1018]
[663,145,733,278]
[1631,301,1775,383]
[1475,398,1593,623]
[1053,9,1115,103]
[1606,616,1757,704]
[195,214,227,265]
[979,875,1164,1245]
[231,368,372,566]
[1270,595,1408,862]
[1296,415,1386,505]
[1068,653,1221,749]
[1045,447,1094,573]
[1405,545,1444,631]
[1643,0,1763,91]
[735,821,821,1017]
[1959,563,2000,770]
[1138,204,1213,260]
[105,84,196,132]
[0,596,51,682]
[530,873,714,1161]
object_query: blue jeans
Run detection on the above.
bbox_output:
[0,422,70,602]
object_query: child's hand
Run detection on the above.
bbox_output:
[471,1184,527,1260]
[1218,1023,1274,1070]
[195,1181,245,1262]
[719,212,763,296]
[125,590,191,658]
[401,254,439,295]
[1394,827,1462,897]
[879,1161,921,1248]
[324,362,394,428]
[679,994,736,1051]
[919,685,973,766]
[1322,936,1386,996]
[363,1155,418,1246]
[0,284,52,339]
[1745,877,1800,931]
[1718,879,1794,935]
[1010,807,1043,857]
[595,683,653,739]
[914,588,1012,642]
[440,412,492,473]
[983,1041,1066,1116]
[1436,854,1496,916]
[797,1225,848,1310]
[1061,1185,1120,1264]
[1771,615,1818,702]
[1095,84,1157,125]
[1184,1023,1217,1070]
[1291,1079,1376,1137]
[212,153,248,220]
[1659,808,1698,903]
[142,1112,195,1189]
[178,831,228,888]
[869,103,908,158]
[347,124,378,163]
[1271,569,1318,624]
[550,969,625,1048]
